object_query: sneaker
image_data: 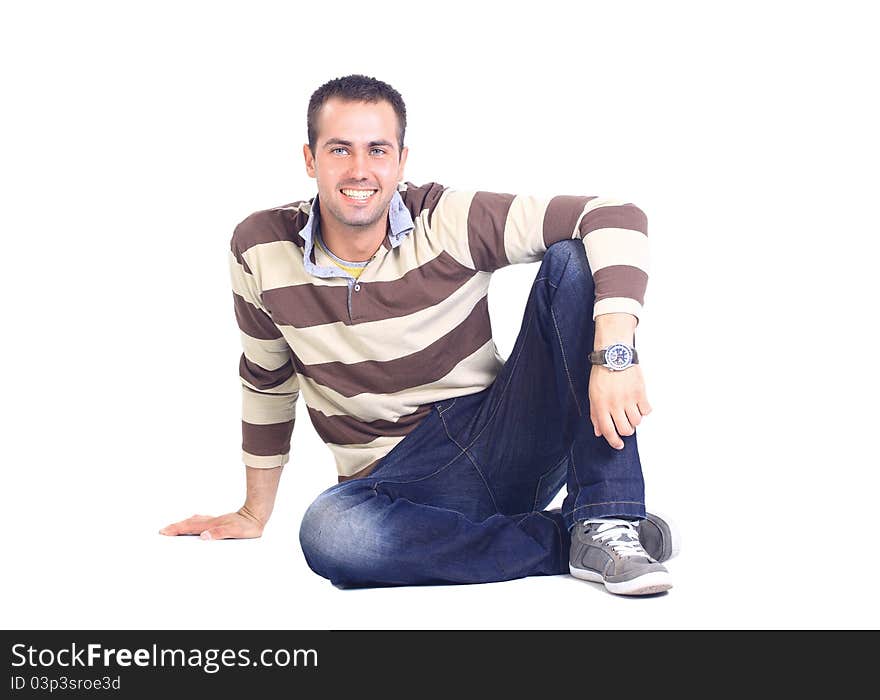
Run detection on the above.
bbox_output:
[569,518,673,595]
[547,507,682,563]
[637,512,681,564]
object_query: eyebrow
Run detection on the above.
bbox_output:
[323,138,395,149]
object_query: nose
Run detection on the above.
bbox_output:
[346,150,370,182]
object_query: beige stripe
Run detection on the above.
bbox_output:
[426,189,478,270]
[581,227,650,274]
[503,194,556,265]
[229,252,268,311]
[277,271,491,365]
[592,297,644,321]
[296,339,504,422]
[359,227,447,283]
[242,240,349,291]
[242,386,298,425]
[240,332,293,371]
[242,450,290,469]
[326,435,407,477]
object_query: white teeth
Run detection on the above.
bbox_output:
[341,189,376,200]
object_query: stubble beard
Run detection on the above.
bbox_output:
[323,189,392,230]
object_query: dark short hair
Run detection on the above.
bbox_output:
[307,74,407,156]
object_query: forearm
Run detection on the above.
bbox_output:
[594,312,637,349]
[240,465,283,524]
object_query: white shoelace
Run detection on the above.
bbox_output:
[582,518,649,558]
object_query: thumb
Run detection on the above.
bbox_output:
[200,527,229,540]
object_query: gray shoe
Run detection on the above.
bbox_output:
[637,512,682,563]
[569,518,673,595]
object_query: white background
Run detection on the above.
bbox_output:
[2,0,878,629]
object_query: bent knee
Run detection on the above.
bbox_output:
[298,483,386,585]
[544,239,592,288]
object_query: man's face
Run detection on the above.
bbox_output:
[304,98,408,232]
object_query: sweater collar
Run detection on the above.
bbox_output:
[300,185,414,279]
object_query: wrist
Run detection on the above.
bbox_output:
[243,464,282,526]
[239,503,271,526]
[594,313,636,350]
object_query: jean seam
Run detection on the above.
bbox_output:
[531,452,567,512]
[439,410,501,513]
[567,444,581,509]
[532,275,555,288]
[372,445,467,489]
[437,398,458,415]
[550,305,582,417]
[533,510,566,571]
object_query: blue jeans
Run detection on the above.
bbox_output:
[299,240,647,588]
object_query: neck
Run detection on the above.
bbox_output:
[319,210,389,262]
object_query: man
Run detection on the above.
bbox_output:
[160,74,679,596]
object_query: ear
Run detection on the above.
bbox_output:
[397,145,409,181]
[303,144,316,178]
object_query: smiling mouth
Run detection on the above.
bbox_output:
[340,188,378,201]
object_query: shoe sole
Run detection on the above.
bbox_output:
[569,565,673,596]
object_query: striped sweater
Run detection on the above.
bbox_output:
[228,181,649,481]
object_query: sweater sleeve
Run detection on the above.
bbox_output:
[228,226,300,469]
[427,187,650,323]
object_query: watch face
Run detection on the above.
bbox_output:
[606,343,633,369]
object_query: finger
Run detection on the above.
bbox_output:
[624,403,642,430]
[590,411,600,437]
[638,397,652,415]
[597,412,624,450]
[612,407,635,437]
[159,515,215,536]
[200,525,242,541]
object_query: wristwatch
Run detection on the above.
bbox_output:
[589,343,639,371]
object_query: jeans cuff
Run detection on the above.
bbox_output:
[564,501,647,530]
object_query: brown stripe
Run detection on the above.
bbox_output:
[240,355,295,390]
[593,265,648,306]
[400,181,447,228]
[543,195,596,247]
[467,191,515,271]
[230,205,309,266]
[263,283,350,329]
[579,203,648,236]
[307,403,433,446]
[338,458,381,483]
[263,250,476,328]
[233,292,283,340]
[242,420,294,457]
[292,295,492,397]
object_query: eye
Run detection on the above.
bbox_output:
[370,148,386,155]
[331,147,348,155]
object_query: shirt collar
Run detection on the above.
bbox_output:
[300,186,414,279]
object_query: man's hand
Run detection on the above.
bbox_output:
[159,465,282,540]
[158,506,266,540]
[588,363,652,450]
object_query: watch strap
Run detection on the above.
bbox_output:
[589,346,639,366]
